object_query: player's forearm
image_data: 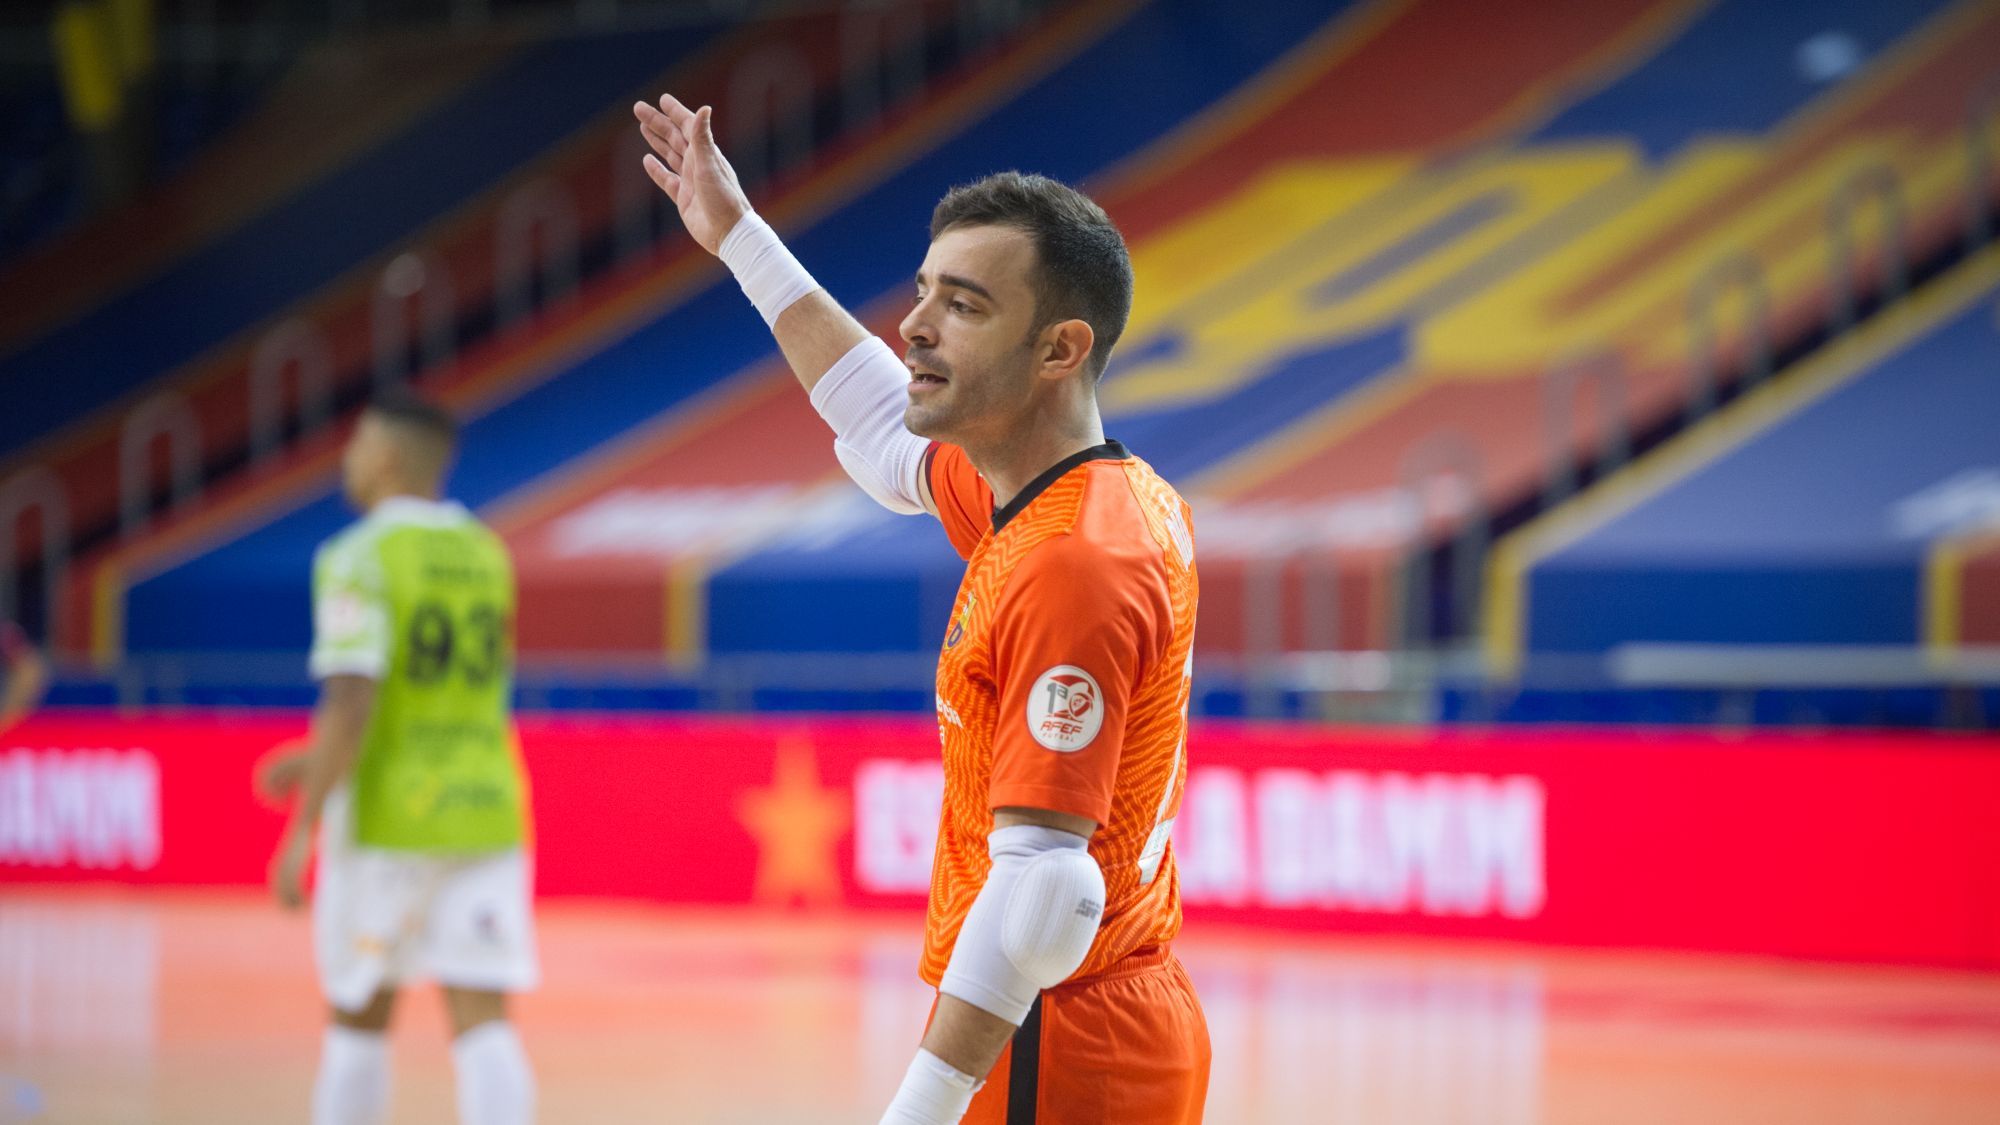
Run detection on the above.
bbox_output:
[718,214,869,392]
[290,677,375,832]
[719,212,932,515]
[883,820,1106,1123]
[770,289,871,392]
[918,994,1016,1084]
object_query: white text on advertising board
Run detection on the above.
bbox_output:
[853,760,1545,918]
[0,749,162,871]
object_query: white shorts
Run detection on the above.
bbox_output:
[313,786,539,1013]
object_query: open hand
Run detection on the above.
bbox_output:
[254,739,311,806]
[633,94,751,256]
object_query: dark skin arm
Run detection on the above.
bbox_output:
[266,675,376,909]
[0,623,47,730]
[0,649,47,730]
[921,806,1098,1081]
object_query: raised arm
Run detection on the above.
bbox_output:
[633,95,933,516]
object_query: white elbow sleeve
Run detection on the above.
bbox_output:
[938,825,1106,1026]
[812,336,929,515]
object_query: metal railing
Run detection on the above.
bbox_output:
[247,318,335,467]
[1396,433,1489,649]
[727,42,818,187]
[118,392,202,538]
[494,180,581,330]
[1684,251,1773,424]
[1240,543,1349,718]
[1826,163,1908,334]
[370,250,456,388]
[841,1,928,130]
[42,641,1993,726]
[1541,347,1630,508]
[1967,68,2000,248]
[613,124,679,263]
[0,467,69,637]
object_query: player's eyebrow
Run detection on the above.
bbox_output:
[917,271,996,302]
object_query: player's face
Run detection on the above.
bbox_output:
[899,225,1044,445]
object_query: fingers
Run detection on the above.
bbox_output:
[253,758,296,805]
[632,100,686,149]
[631,102,675,144]
[656,91,696,127]
[633,101,691,174]
[695,104,715,147]
[635,119,683,169]
[270,866,300,909]
[642,153,684,201]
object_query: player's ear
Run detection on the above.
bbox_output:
[1037,319,1096,384]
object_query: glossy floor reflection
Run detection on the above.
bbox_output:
[3,890,1997,1123]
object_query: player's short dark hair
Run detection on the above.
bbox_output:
[929,171,1133,381]
[365,388,458,450]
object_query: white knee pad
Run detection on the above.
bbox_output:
[939,825,1106,1026]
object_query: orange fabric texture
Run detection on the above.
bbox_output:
[919,441,1199,987]
[962,949,1210,1125]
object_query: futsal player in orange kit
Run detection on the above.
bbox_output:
[634,94,1209,1124]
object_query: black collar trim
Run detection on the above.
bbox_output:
[991,440,1130,534]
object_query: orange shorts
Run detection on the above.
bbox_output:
[961,945,1210,1125]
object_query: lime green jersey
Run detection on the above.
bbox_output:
[309,496,525,851]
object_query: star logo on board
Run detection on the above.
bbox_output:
[735,737,850,906]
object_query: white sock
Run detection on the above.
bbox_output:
[452,1021,535,1125]
[312,1025,390,1125]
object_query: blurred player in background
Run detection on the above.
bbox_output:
[258,392,537,1125]
[0,621,49,730]
[636,96,1208,1123]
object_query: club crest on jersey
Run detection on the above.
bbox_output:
[1028,665,1104,752]
[945,596,976,649]
[318,590,370,644]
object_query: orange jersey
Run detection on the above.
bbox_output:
[918,440,1198,987]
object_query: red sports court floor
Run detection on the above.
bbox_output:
[3,889,1997,1123]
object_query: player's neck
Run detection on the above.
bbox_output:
[962,403,1106,513]
[365,484,443,512]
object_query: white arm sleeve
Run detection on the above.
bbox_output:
[810,336,930,516]
[937,824,1107,1026]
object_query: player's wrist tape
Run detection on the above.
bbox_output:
[938,824,1106,1027]
[811,337,929,514]
[718,211,818,328]
[879,1049,980,1125]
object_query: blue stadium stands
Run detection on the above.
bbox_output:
[1501,253,2000,656]
[9,0,1992,726]
[0,25,719,454]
